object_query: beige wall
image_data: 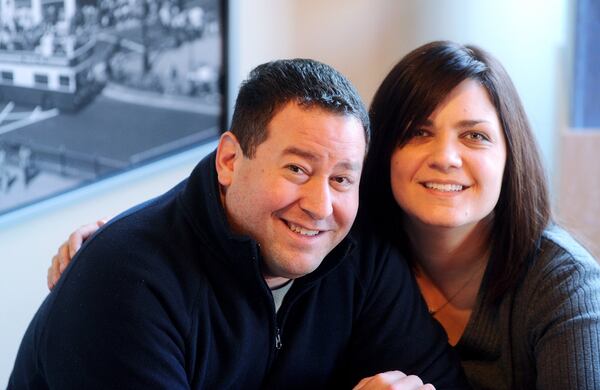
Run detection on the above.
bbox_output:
[288,1,405,105]
[230,0,570,179]
[556,131,600,259]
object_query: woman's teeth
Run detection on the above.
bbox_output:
[424,183,464,192]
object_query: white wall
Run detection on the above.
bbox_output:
[0,0,571,383]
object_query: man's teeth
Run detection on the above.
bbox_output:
[424,183,464,192]
[287,222,319,236]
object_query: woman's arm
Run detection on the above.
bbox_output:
[528,232,600,389]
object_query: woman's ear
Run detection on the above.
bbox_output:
[215,131,241,188]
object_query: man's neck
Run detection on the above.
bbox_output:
[264,275,292,290]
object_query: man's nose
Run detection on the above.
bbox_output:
[299,178,334,220]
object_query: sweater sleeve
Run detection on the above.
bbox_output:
[528,237,600,389]
[338,235,469,389]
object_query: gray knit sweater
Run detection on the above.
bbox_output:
[455,225,600,389]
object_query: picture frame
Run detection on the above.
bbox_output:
[0,0,227,216]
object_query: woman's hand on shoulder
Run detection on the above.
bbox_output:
[47,219,108,290]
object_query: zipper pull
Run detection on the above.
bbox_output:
[275,327,282,350]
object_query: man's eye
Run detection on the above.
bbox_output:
[332,176,353,186]
[287,165,304,174]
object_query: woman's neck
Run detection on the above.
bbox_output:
[406,215,493,281]
[406,216,494,346]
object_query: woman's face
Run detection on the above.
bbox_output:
[390,79,507,231]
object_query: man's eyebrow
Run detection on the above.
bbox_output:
[282,146,318,162]
[336,160,362,171]
[282,146,362,171]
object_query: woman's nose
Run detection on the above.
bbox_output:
[427,137,462,171]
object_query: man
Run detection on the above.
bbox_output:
[9,59,466,389]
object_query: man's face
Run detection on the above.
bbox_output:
[216,102,366,287]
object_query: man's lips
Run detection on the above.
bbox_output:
[283,220,325,237]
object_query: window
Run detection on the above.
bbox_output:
[1,71,13,84]
[59,75,70,88]
[572,0,600,128]
[34,74,49,87]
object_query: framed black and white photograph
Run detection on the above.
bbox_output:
[0,0,227,216]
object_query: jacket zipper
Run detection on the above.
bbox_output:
[275,326,282,350]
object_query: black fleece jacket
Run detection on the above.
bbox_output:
[9,151,467,389]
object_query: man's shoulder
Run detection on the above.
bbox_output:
[14,197,204,388]
[81,179,188,257]
[53,179,206,306]
[41,182,205,340]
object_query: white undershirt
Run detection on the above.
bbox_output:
[270,280,293,312]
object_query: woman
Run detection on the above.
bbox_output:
[360,41,600,388]
[48,41,600,389]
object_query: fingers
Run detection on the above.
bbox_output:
[66,227,86,260]
[354,371,409,389]
[48,218,108,290]
[47,254,61,290]
[353,371,434,390]
[59,240,71,273]
[47,240,70,290]
[66,219,106,259]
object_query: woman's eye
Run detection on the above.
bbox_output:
[414,129,429,137]
[466,132,490,142]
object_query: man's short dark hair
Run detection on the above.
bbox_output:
[230,59,370,157]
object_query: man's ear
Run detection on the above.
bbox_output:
[215,131,242,187]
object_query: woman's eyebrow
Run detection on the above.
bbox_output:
[420,119,490,128]
[455,119,490,128]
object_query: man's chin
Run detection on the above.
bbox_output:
[266,258,324,280]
